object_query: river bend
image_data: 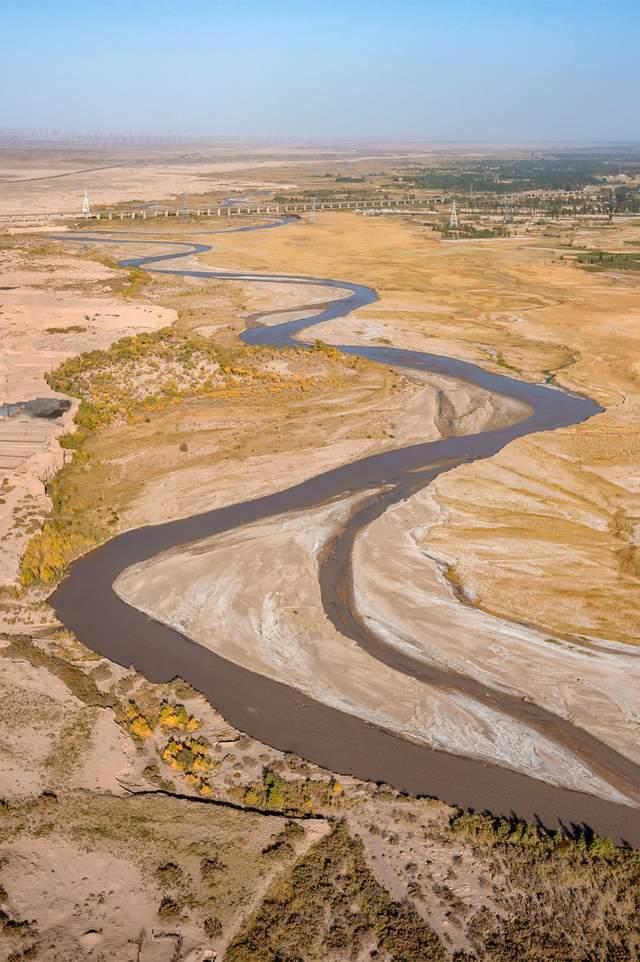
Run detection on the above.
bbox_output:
[49,221,640,845]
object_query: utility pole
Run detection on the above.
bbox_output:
[82,190,91,215]
[449,200,458,229]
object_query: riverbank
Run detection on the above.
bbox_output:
[48,220,640,845]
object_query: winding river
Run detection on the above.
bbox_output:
[50,220,640,845]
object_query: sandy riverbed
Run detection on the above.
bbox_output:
[106,211,640,805]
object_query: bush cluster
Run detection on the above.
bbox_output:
[243,768,344,815]
[124,702,153,740]
[449,810,620,859]
[161,736,213,796]
[158,701,200,733]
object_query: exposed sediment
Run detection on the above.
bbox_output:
[50,224,640,844]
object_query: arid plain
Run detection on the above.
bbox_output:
[1,145,640,961]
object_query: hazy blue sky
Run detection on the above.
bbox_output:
[2,0,639,141]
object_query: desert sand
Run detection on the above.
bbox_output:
[0,243,175,584]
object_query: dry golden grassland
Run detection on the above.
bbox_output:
[208,212,640,645]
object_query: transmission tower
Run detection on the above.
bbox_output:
[449,200,458,229]
[180,192,189,222]
[82,190,91,215]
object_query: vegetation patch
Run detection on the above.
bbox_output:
[124,702,153,740]
[242,768,344,815]
[448,810,640,960]
[20,515,99,587]
[576,249,640,271]
[161,736,214,796]
[45,325,88,335]
[441,225,510,239]
[225,821,446,962]
[120,266,150,298]
[20,326,346,586]
[158,701,200,733]
[0,633,116,710]
[449,810,620,857]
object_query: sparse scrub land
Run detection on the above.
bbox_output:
[226,821,447,962]
[446,810,640,960]
[19,325,349,586]
[46,327,337,434]
[45,327,241,434]
[2,767,640,961]
[0,789,316,960]
[43,707,97,775]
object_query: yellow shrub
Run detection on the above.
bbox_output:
[158,704,182,729]
[20,523,93,586]
[193,755,212,773]
[124,702,153,739]
[162,741,180,758]
[158,701,200,733]
[129,715,152,739]
[159,736,213,787]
